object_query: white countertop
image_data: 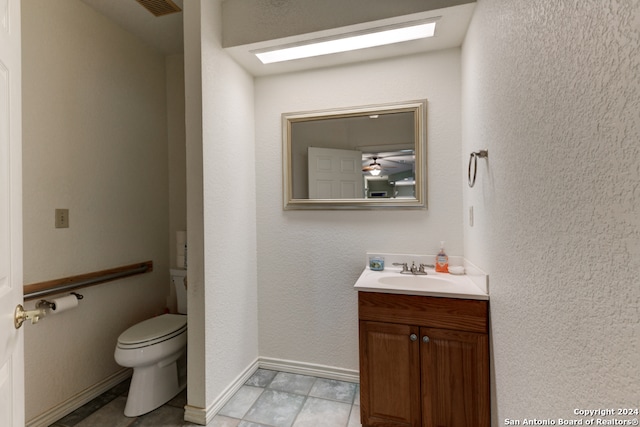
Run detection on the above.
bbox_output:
[354,267,489,300]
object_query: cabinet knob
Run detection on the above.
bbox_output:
[422,336,430,343]
[409,334,418,341]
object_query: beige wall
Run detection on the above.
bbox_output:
[22,0,171,422]
[462,0,640,423]
[166,53,187,311]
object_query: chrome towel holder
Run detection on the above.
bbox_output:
[468,149,488,188]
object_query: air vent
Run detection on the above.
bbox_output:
[135,0,181,17]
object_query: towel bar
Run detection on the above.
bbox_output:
[468,150,488,188]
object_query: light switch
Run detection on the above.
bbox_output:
[469,206,474,227]
[55,209,69,228]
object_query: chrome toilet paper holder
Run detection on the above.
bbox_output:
[36,292,83,310]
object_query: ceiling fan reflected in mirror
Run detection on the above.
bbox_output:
[361,150,415,176]
[362,157,387,176]
[364,152,414,175]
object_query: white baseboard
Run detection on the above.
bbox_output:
[258,357,359,384]
[184,358,260,425]
[183,404,208,426]
[185,357,360,425]
[26,368,132,427]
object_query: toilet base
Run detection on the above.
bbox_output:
[124,351,187,417]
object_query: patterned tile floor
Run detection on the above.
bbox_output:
[50,369,361,427]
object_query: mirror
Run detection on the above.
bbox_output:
[282,100,427,210]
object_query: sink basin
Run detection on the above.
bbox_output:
[354,268,488,300]
[377,275,457,288]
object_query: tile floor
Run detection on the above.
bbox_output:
[50,369,361,427]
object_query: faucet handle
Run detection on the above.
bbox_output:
[392,262,409,273]
[419,263,434,273]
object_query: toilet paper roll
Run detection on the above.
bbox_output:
[50,295,79,313]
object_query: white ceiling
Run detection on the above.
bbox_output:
[227,3,476,76]
[221,0,475,47]
[79,0,475,76]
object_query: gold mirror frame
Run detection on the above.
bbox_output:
[282,99,427,210]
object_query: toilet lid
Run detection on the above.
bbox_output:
[118,314,187,347]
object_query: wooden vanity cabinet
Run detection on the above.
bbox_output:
[358,292,490,427]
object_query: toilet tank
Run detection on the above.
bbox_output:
[170,269,188,314]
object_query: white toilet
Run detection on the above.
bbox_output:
[114,269,188,417]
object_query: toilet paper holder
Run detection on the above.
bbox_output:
[14,292,83,329]
[36,292,83,310]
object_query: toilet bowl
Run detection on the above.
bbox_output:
[114,269,188,417]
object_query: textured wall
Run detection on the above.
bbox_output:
[188,0,260,412]
[255,49,463,371]
[462,0,640,423]
[22,0,170,421]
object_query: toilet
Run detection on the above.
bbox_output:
[114,269,188,417]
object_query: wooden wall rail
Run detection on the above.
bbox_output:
[23,261,153,300]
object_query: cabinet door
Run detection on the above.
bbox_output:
[359,321,421,427]
[420,328,490,427]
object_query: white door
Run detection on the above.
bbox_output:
[308,147,364,198]
[0,0,24,425]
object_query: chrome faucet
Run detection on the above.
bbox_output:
[392,262,410,273]
[393,261,432,275]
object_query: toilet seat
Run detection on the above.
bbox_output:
[117,314,186,350]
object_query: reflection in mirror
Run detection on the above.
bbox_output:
[282,100,427,210]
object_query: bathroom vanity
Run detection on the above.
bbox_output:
[355,259,490,427]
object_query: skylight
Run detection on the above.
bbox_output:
[254,21,437,64]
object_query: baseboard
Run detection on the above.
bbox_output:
[26,368,132,427]
[185,357,359,425]
[183,404,208,426]
[258,357,360,384]
[184,358,260,425]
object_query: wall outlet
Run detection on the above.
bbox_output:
[55,209,69,228]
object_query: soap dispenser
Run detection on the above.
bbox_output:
[435,241,449,273]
